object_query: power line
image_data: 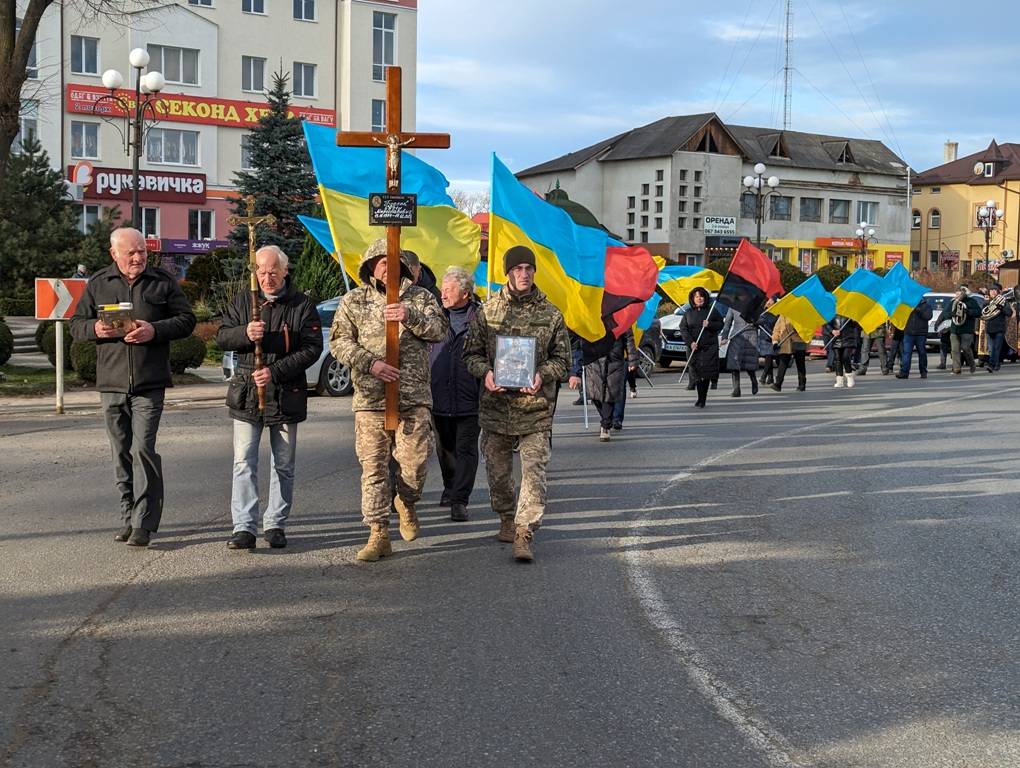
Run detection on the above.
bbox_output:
[728,68,785,122]
[713,0,757,113]
[716,0,781,113]
[794,67,872,138]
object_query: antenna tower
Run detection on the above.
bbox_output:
[782,0,793,130]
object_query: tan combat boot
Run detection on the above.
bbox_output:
[356,523,392,562]
[394,497,420,542]
[512,525,534,562]
[497,516,516,543]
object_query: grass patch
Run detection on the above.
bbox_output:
[0,366,212,397]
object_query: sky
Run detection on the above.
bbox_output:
[416,0,1016,195]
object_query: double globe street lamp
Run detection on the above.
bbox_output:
[975,197,1005,276]
[855,222,876,269]
[742,162,780,249]
[93,48,165,228]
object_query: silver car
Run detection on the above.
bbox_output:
[221,296,353,397]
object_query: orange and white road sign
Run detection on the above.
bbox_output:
[35,278,88,320]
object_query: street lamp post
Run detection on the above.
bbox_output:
[92,48,165,228]
[855,221,876,269]
[975,197,1004,276]
[742,162,780,250]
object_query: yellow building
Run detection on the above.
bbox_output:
[911,140,1020,277]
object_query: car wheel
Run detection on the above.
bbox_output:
[658,357,672,368]
[316,354,353,396]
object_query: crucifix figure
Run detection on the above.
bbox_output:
[337,65,450,429]
[227,195,276,411]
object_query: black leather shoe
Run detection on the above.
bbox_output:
[920,373,927,379]
[450,503,469,522]
[114,525,132,542]
[126,528,150,547]
[227,531,256,550]
[572,396,584,406]
[264,528,287,549]
[895,372,908,379]
[770,383,782,392]
[612,421,623,431]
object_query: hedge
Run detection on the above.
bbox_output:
[70,340,97,383]
[40,323,74,369]
[170,335,207,374]
[0,319,13,365]
[0,295,33,316]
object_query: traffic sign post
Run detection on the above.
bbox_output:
[35,278,88,414]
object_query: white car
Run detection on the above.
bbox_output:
[221,296,353,397]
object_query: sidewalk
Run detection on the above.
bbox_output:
[0,365,227,416]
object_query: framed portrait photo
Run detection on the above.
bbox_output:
[493,335,537,389]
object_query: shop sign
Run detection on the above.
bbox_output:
[68,163,206,203]
[885,252,904,265]
[703,216,736,235]
[160,239,231,254]
[66,84,336,128]
[815,237,859,249]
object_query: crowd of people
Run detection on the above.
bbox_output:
[71,229,1015,562]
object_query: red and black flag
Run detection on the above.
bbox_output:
[717,239,785,320]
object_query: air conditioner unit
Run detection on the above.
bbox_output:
[1001,249,1014,260]
[62,180,84,202]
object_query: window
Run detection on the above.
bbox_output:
[911,250,921,269]
[188,209,214,240]
[685,254,700,266]
[929,208,941,229]
[679,170,687,181]
[148,44,199,85]
[146,127,199,165]
[293,0,315,20]
[641,183,649,195]
[770,195,792,221]
[678,217,686,229]
[188,0,213,5]
[930,186,941,195]
[241,134,255,170]
[740,193,756,218]
[678,185,687,197]
[693,217,701,229]
[627,196,635,209]
[911,209,921,229]
[985,162,995,178]
[857,201,878,226]
[655,185,663,197]
[71,36,99,75]
[640,215,648,227]
[373,11,396,81]
[640,199,648,212]
[640,231,648,243]
[13,100,38,153]
[654,201,662,213]
[78,204,101,234]
[693,186,702,197]
[929,250,940,268]
[693,201,702,213]
[140,207,159,237]
[694,170,703,182]
[241,56,266,92]
[626,228,634,241]
[293,62,316,97]
[15,19,38,79]
[71,121,99,159]
[800,197,822,223]
[829,198,850,224]
[371,99,385,132]
[242,0,265,11]
[678,200,687,213]
[799,249,817,273]
[654,217,662,229]
[655,169,664,181]
[627,212,634,225]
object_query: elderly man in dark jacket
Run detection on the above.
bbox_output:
[983,283,1013,372]
[949,286,981,374]
[430,266,482,522]
[217,245,323,550]
[70,227,196,547]
[896,298,933,379]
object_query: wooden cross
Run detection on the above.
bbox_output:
[337,65,450,429]
[227,195,276,411]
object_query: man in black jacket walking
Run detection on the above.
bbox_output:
[896,298,933,378]
[217,245,323,550]
[70,227,196,547]
[983,283,1013,372]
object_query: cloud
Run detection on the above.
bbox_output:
[418,55,559,93]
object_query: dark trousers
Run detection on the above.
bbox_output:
[900,334,928,375]
[101,390,166,532]
[695,380,709,405]
[593,399,615,429]
[987,332,1005,370]
[775,351,806,389]
[433,414,480,505]
[760,355,774,382]
[834,347,855,376]
[612,370,631,425]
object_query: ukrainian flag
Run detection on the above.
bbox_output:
[303,123,480,285]
[657,265,724,307]
[833,269,888,333]
[633,293,662,347]
[768,274,835,343]
[882,263,929,329]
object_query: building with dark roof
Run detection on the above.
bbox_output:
[517,113,911,272]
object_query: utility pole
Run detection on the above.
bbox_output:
[782,0,793,131]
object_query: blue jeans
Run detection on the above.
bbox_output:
[231,420,297,535]
[987,332,1005,370]
[900,334,927,376]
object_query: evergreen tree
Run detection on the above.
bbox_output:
[229,71,318,261]
[293,228,346,303]
[0,136,82,293]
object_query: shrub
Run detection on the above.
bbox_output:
[0,295,33,315]
[657,301,678,317]
[815,264,850,292]
[35,319,51,349]
[185,251,226,291]
[707,257,732,276]
[40,323,73,369]
[191,298,214,323]
[169,334,207,373]
[70,340,97,383]
[179,279,204,305]
[193,319,222,342]
[0,318,13,365]
[205,337,223,364]
[775,260,808,293]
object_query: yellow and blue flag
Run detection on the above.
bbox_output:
[657,265,724,307]
[633,293,662,347]
[882,263,929,329]
[768,274,835,343]
[833,269,888,333]
[303,123,480,284]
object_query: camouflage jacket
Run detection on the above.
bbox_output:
[329,278,448,412]
[463,286,571,435]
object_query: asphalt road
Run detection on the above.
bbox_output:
[1,361,1018,768]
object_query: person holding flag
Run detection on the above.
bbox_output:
[769,314,808,392]
[828,316,862,388]
[896,298,933,379]
[679,287,725,408]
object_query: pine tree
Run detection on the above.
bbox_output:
[229,71,318,261]
[0,136,82,294]
[293,228,346,304]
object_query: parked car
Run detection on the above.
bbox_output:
[222,296,353,397]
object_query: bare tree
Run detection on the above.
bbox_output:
[449,188,490,217]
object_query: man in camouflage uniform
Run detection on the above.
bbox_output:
[329,239,448,561]
[463,245,570,562]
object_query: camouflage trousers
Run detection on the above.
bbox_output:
[354,407,433,526]
[480,429,551,528]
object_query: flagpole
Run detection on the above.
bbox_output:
[677,299,717,386]
[581,370,590,429]
[634,345,656,388]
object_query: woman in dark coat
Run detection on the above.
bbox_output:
[679,286,725,408]
[757,298,779,384]
[827,315,862,388]
[720,307,760,397]
[569,331,637,442]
